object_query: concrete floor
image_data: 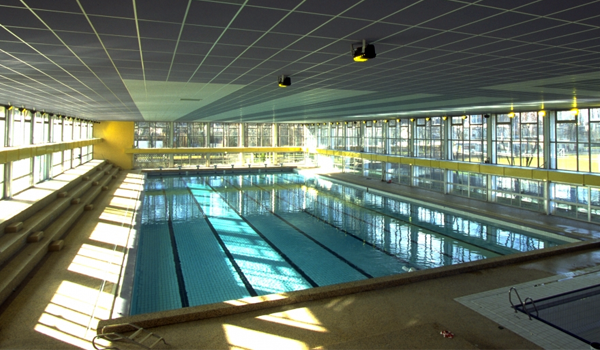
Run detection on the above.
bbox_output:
[0,169,598,349]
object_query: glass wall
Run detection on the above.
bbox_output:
[278,124,303,147]
[553,108,600,172]
[414,117,443,158]
[495,112,543,167]
[246,123,272,147]
[0,107,95,198]
[450,115,487,163]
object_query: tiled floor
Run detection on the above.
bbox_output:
[456,266,600,350]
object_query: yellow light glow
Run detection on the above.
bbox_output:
[223,324,309,350]
[425,117,430,121]
[538,110,546,117]
[353,55,368,62]
[461,115,467,120]
[410,118,415,122]
[571,108,579,116]
[508,112,515,118]
[442,116,447,120]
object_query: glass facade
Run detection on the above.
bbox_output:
[131,107,600,223]
[0,107,95,198]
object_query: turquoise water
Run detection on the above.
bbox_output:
[130,173,571,315]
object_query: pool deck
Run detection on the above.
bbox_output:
[1,169,599,349]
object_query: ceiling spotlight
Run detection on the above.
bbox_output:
[484,114,490,118]
[351,39,376,62]
[570,108,579,116]
[442,116,447,121]
[278,75,291,87]
[538,110,546,117]
[461,115,467,120]
[508,112,516,118]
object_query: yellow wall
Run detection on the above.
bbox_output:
[93,121,134,169]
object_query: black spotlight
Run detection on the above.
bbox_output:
[484,114,490,119]
[278,75,291,87]
[352,40,376,62]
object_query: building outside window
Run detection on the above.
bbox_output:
[554,108,600,172]
[450,115,487,163]
[495,112,543,167]
[414,117,443,158]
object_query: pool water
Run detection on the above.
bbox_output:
[130,173,572,315]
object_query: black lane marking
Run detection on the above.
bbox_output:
[295,177,507,258]
[204,179,319,288]
[162,189,189,308]
[183,183,257,297]
[257,179,413,264]
[277,177,476,262]
[232,177,374,279]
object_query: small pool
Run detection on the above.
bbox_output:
[130,172,574,315]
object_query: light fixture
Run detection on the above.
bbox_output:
[410,118,415,122]
[508,112,515,118]
[396,118,400,122]
[351,39,376,62]
[538,110,546,117]
[278,75,291,87]
[362,120,366,124]
[373,120,377,123]
[461,115,467,120]
[570,108,579,116]
[442,116,447,121]
[484,114,490,119]
[426,117,431,121]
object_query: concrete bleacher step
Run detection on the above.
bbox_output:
[0,160,107,236]
[0,163,119,306]
[0,163,113,267]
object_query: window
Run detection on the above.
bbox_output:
[450,115,487,162]
[364,120,385,153]
[52,116,63,143]
[12,158,32,195]
[554,108,600,172]
[414,117,443,158]
[346,122,361,151]
[495,112,543,167]
[317,123,329,149]
[134,122,170,148]
[246,123,272,147]
[278,124,303,147]
[388,119,411,156]
[331,123,345,150]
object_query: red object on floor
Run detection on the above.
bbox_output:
[440,330,454,338]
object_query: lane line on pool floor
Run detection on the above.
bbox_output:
[229,178,374,279]
[280,175,509,259]
[183,185,258,297]
[250,178,418,266]
[163,189,190,308]
[201,180,320,289]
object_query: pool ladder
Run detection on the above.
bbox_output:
[509,287,539,320]
[92,323,167,350]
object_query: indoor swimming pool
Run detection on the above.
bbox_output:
[130,172,575,315]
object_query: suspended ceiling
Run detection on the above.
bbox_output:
[1,0,600,122]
